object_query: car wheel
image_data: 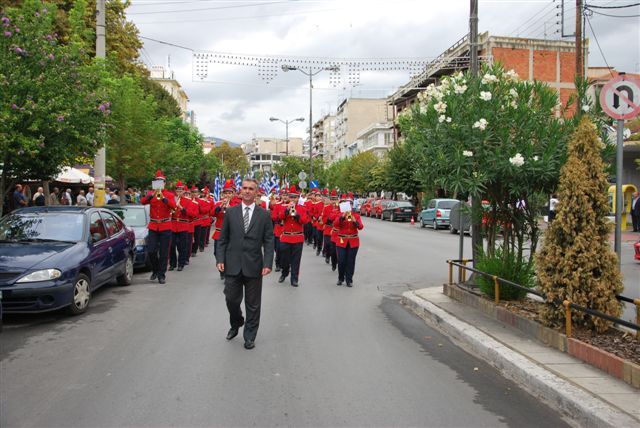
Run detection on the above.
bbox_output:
[433,220,438,230]
[117,254,134,286]
[68,273,91,315]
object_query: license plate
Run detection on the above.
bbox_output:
[404,209,412,212]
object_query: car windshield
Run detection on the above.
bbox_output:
[396,202,413,207]
[109,208,147,227]
[438,201,457,209]
[0,213,84,242]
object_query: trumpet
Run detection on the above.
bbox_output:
[346,211,353,222]
[155,189,163,200]
[289,203,297,217]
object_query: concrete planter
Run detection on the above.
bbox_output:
[443,283,640,389]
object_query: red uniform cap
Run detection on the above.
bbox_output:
[223,179,235,192]
[175,180,185,190]
[330,189,338,198]
[288,185,300,196]
[322,188,329,196]
[348,192,354,199]
[155,169,166,181]
[191,185,199,192]
[340,193,348,200]
[201,186,210,194]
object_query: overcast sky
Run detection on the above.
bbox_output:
[127,0,640,143]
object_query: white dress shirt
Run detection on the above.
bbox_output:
[242,202,256,224]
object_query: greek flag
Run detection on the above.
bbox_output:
[270,173,280,195]
[234,172,242,190]
[213,175,221,202]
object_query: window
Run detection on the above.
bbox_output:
[428,200,436,209]
[89,212,107,242]
[101,212,120,237]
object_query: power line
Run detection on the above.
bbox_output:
[585,14,614,76]
[140,36,194,51]
[586,2,640,9]
[586,8,640,16]
[510,0,557,35]
[127,1,290,15]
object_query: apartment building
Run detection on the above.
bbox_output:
[334,98,393,161]
[313,114,336,164]
[150,65,191,123]
[244,136,305,173]
[390,32,583,117]
[354,122,395,158]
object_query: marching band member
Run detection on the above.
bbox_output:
[213,179,238,279]
[276,185,309,287]
[169,180,198,272]
[271,188,287,272]
[322,189,340,271]
[334,194,364,287]
[141,170,177,284]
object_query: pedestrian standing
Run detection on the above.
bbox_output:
[216,178,274,350]
[49,187,60,205]
[141,170,177,284]
[276,185,309,287]
[76,190,88,206]
[12,184,28,211]
[86,187,94,206]
[334,194,364,287]
[32,187,45,206]
[631,191,640,232]
[548,193,559,223]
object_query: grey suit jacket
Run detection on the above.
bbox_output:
[216,204,274,278]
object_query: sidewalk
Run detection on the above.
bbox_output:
[402,287,639,428]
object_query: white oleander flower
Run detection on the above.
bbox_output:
[473,118,488,130]
[510,100,518,109]
[509,153,525,167]
[509,88,518,98]
[480,91,492,101]
[463,150,473,157]
[505,69,519,81]
[434,101,447,114]
[533,156,539,161]
[582,104,590,112]
[438,115,446,123]
[454,84,467,94]
[446,116,451,123]
[481,73,498,84]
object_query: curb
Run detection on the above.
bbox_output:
[402,291,639,428]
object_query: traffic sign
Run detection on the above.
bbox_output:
[298,180,307,189]
[599,75,640,120]
[298,171,307,180]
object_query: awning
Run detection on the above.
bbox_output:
[54,167,94,184]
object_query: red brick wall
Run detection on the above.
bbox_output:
[560,88,577,116]
[533,50,557,81]
[560,51,577,82]
[492,47,529,79]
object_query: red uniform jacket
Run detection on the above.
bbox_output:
[276,203,309,244]
[271,201,284,238]
[171,196,199,233]
[141,190,177,232]
[334,212,364,248]
[197,197,213,227]
[322,203,339,236]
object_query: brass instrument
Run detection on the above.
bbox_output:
[289,202,297,217]
[346,211,353,222]
[155,189,163,200]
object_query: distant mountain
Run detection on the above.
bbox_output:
[204,136,240,147]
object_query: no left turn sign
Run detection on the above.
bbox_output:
[599,75,640,120]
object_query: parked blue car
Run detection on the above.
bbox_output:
[106,205,151,270]
[419,199,459,230]
[0,206,135,315]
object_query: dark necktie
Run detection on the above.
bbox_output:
[244,207,250,232]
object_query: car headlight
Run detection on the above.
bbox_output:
[16,269,62,283]
[135,238,146,246]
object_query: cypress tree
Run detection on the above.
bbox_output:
[536,117,623,333]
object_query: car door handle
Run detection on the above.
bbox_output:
[108,247,113,253]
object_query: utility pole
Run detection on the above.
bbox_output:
[575,0,583,78]
[93,0,106,206]
[469,0,482,268]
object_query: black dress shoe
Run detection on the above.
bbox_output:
[244,340,255,349]
[158,277,166,284]
[291,281,299,287]
[226,327,239,340]
[336,280,343,286]
[150,272,158,281]
[278,275,286,283]
[177,266,184,271]
[325,257,330,264]
[275,266,281,272]
[168,266,175,271]
[331,265,337,271]
[346,282,353,287]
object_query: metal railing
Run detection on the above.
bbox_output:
[446,260,640,338]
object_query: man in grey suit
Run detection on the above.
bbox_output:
[216,178,274,349]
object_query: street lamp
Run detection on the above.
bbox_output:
[281,64,339,179]
[269,117,305,156]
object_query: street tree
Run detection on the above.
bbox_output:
[105,74,161,193]
[210,142,249,176]
[398,64,573,271]
[536,117,623,333]
[0,1,109,213]
[383,144,422,203]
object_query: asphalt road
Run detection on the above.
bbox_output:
[0,217,574,427]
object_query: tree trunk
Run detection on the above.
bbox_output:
[43,181,51,206]
[119,176,127,205]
